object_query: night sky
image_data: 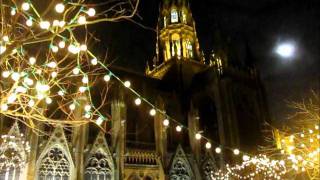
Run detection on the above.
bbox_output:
[92,0,320,125]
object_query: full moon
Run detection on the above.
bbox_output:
[275,43,296,58]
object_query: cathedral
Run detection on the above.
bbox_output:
[0,0,270,179]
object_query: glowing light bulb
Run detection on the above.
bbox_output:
[53,20,60,26]
[80,44,87,51]
[2,36,9,42]
[163,119,169,126]
[51,45,58,52]
[8,94,17,103]
[24,78,34,86]
[233,148,240,155]
[84,113,91,119]
[47,61,57,68]
[16,86,27,93]
[58,41,65,48]
[59,21,65,27]
[134,98,141,105]
[11,8,16,15]
[29,57,36,65]
[28,99,35,107]
[58,90,64,96]
[205,142,212,149]
[1,104,8,111]
[243,155,250,161]
[149,108,156,116]
[45,97,52,104]
[78,16,86,24]
[26,18,33,26]
[2,71,10,78]
[0,45,6,54]
[176,125,182,132]
[96,116,104,125]
[36,82,50,92]
[91,58,98,65]
[11,72,20,81]
[195,133,201,140]
[124,81,131,88]
[104,74,111,82]
[40,21,50,29]
[315,125,319,130]
[79,86,86,93]
[87,8,96,17]
[69,103,76,110]
[68,44,80,54]
[215,147,221,154]
[73,67,80,75]
[51,71,58,78]
[82,76,88,84]
[84,105,91,112]
[55,3,65,13]
[22,2,30,11]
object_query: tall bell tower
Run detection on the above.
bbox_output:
[146,0,205,79]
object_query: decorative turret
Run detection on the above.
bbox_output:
[146,0,205,78]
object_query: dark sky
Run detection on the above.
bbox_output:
[92,0,320,124]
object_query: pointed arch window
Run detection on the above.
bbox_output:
[186,40,193,58]
[171,9,178,23]
[169,159,191,180]
[171,34,181,58]
[182,12,187,23]
[85,150,113,180]
[38,147,71,180]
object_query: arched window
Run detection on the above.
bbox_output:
[38,147,71,180]
[171,9,178,23]
[85,150,113,180]
[164,16,167,28]
[171,34,181,58]
[182,11,187,23]
[186,40,193,58]
[169,146,193,180]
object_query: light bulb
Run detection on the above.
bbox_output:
[195,133,201,140]
[2,36,9,42]
[22,2,30,11]
[69,103,76,110]
[79,86,86,93]
[80,44,87,51]
[134,98,141,105]
[68,44,80,54]
[8,94,17,103]
[51,72,58,78]
[124,81,131,88]
[78,16,86,24]
[96,116,104,125]
[149,108,156,116]
[16,86,27,93]
[2,71,10,78]
[205,142,212,149]
[51,45,59,52]
[84,105,91,112]
[215,147,221,154]
[11,72,20,81]
[55,3,65,13]
[28,99,35,107]
[233,148,240,155]
[11,8,16,16]
[91,58,98,65]
[73,67,80,75]
[45,97,52,104]
[82,76,88,84]
[53,20,60,26]
[84,113,91,119]
[58,90,64,96]
[40,21,50,29]
[104,74,111,82]
[163,119,169,126]
[242,155,250,161]
[47,61,57,68]
[176,125,182,132]
[58,41,65,48]
[0,45,6,54]
[26,18,33,26]
[24,78,34,86]
[29,57,36,65]
[1,104,8,111]
[87,8,96,17]
[36,82,50,92]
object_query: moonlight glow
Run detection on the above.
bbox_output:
[276,43,296,58]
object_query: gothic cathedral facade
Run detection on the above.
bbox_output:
[0,0,270,179]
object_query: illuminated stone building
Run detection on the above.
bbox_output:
[0,0,270,179]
